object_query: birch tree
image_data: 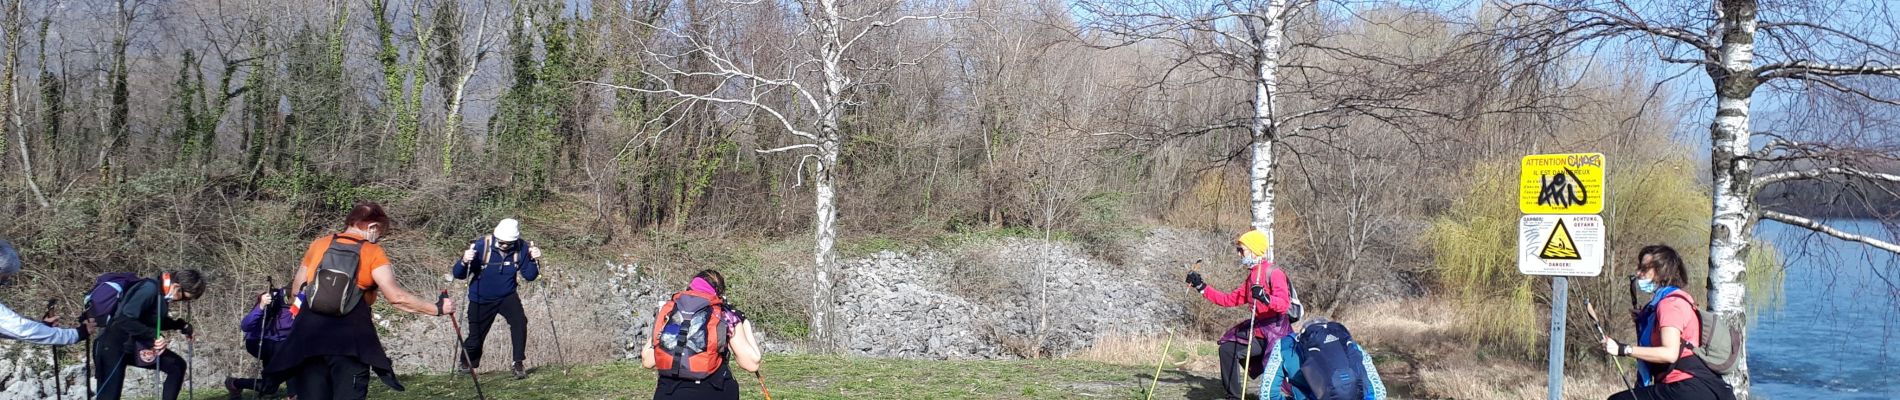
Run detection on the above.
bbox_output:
[1077,0,1460,260]
[1495,0,1900,396]
[591,0,966,351]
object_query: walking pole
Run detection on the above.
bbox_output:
[43,299,63,400]
[441,289,487,400]
[186,301,194,400]
[754,370,775,400]
[1146,328,1174,400]
[259,277,279,395]
[537,257,568,374]
[1584,299,1635,392]
[1150,260,1199,400]
[1239,262,1263,399]
[84,306,92,400]
[155,283,164,400]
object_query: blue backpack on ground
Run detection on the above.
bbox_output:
[84,272,146,325]
[1296,321,1370,400]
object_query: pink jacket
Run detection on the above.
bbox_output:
[1202,262,1293,341]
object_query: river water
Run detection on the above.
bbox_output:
[1751,220,1900,399]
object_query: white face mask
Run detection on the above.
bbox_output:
[1240,254,1259,268]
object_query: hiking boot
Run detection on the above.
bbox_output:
[512,361,528,379]
[224,377,242,400]
[456,358,474,375]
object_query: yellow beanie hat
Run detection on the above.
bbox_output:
[1235,229,1270,258]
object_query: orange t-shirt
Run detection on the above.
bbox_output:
[299,231,390,305]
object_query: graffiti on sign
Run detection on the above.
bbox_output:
[1520,153,1605,214]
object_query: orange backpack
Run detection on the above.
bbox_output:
[650,290,729,381]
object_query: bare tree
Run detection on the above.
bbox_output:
[427,0,506,174]
[1496,0,1900,395]
[1076,0,1463,262]
[590,0,967,351]
[2,0,50,207]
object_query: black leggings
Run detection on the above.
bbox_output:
[1217,337,1270,399]
[463,292,529,368]
[1607,376,1737,400]
[93,349,186,400]
[293,356,372,400]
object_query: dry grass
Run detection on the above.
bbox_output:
[1067,299,1632,400]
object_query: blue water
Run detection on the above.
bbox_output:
[1751,221,1900,400]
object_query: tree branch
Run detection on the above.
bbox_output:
[1762,210,1900,255]
[1755,167,1900,190]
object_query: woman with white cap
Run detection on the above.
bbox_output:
[451,218,542,379]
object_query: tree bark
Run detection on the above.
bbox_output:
[1706,0,1759,395]
[1247,0,1289,261]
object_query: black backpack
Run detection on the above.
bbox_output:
[1297,321,1369,400]
[306,235,366,316]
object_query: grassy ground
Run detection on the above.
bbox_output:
[180,353,1231,400]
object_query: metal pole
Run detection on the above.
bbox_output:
[1548,276,1569,400]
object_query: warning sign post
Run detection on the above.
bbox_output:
[1519,153,1608,400]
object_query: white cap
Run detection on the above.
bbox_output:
[493,219,521,242]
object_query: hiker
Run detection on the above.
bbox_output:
[90,269,208,400]
[451,218,543,379]
[642,270,764,400]
[0,238,92,345]
[266,202,454,400]
[1184,229,1294,400]
[1600,245,1735,400]
[1259,319,1387,400]
[226,288,298,399]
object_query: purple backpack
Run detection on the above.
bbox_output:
[85,273,146,325]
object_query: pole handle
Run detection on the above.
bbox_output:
[438,290,450,316]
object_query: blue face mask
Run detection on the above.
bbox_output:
[1240,254,1259,268]
[1635,278,1658,294]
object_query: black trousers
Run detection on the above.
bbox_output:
[234,339,290,395]
[1607,376,1737,400]
[462,292,529,368]
[292,356,372,400]
[92,348,186,400]
[1217,337,1270,400]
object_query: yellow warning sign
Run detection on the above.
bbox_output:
[1539,219,1582,260]
[1520,153,1605,214]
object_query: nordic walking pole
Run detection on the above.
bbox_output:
[186,301,194,400]
[1150,259,1200,400]
[754,370,775,400]
[1240,261,1264,399]
[441,289,487,400]
[1147,327,1174,400]
[535,251,568,374]
[1585,299,1634,392]
[43,299,63,400]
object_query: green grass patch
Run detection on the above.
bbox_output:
[277,353,1226,400]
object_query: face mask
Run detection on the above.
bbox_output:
[1635,278,1658,294]
[1240,254,1259,268]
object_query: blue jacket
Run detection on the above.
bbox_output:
[451,236,540,303]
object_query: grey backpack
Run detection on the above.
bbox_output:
[306,235,366,317]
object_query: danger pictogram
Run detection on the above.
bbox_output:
[1539,219,1582,260]
[1518,215,1603,277]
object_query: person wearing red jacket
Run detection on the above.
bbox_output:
[1186,229,1294,400]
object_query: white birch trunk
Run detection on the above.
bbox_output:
[807,0,848,352]
[1248,0,1288,261]
[1707,0,1759,395]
